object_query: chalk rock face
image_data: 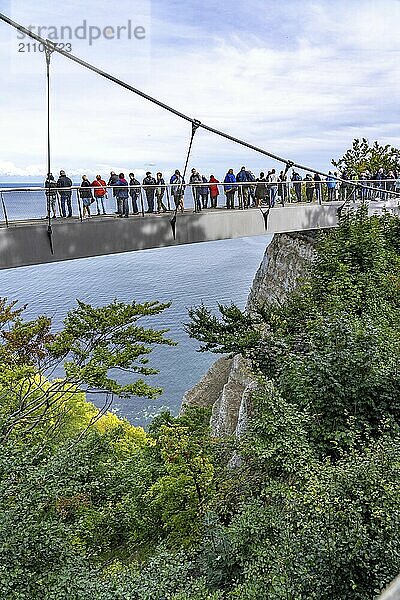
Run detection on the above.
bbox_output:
[181,231,318,437]
[210,354,257,438]
[180,356,232,412]
[247,231,317,311]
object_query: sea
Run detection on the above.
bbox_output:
[0,182,272,426]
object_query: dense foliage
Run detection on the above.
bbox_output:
[0,208,399,599]
[331,138,400,176]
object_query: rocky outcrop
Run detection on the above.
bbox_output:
[181,231,319,437]
[247,230,318,311]
[181,357,232,411]
[210,355,257,438]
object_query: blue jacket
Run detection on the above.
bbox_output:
[170,174,185,185]
[236,169,252,183]
[115,178,129,199]
[200,176,209,196]
[224,173,237,192]
[326,175,337,189]
[170,174,185,196]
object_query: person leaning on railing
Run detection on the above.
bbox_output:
[143,172,157,213]
[156,172,168,213]
[80,175,93,219]
[200,176,209,209]
[304,173,315,202]
[209,175,220,208]
[236,166,253,209]
[128,173,141,215]
[314,172,322,203]
[170,170,185,212]
[278,170,288,203]
[108,171,119,213]
[326,171,337,202]
[189,169,203,212]
[45,172,57,219]
[255,172,268,207]
[224,169,237,210]
[57,170,73,218]
[115,173,129,218]
[267,168,278,207]
[91,175,107,215]
[291,170,302,202]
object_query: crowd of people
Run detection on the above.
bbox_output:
[44,165,400,218]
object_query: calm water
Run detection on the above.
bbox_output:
[0,234,272,425]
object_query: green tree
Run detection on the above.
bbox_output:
[182,211,400,598]
[187,210,400,448]
[331,138,400,176]
[0,298,175,445]
[147,408,215,547]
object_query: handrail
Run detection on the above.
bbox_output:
[1,180,400,194]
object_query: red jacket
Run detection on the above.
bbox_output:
[209,176,219,197]
[91,179,107,197]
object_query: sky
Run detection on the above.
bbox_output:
[0,0,400,181]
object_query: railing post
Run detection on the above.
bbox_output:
[140,187,145,217]
[1,192,9,227]
[166,185,171,211]
[192,184,198,213]
[76,188,83,221]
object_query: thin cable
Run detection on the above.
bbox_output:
[0,13,193,124]
[0,12,398,193]
[170,121,200,238]
[44,45,54,253]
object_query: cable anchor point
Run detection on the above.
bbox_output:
[44,40,55,65]
[191,119,201,134]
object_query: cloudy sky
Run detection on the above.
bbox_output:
[0,0,399,181]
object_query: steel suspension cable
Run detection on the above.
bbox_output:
[1,12,400,197]
[44,45,55,253]
[170,120,200,239]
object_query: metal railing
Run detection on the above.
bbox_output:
[0,180,399,225]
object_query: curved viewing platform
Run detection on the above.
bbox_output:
[0,183,398,270]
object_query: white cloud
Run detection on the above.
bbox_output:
[0,161,44,178]
[1,0,400,179]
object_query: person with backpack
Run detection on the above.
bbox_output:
[45,172,57,219]
[236,166,253,209]
[57,170,73,217]
[170,170,185,212]
[189,168,202,212]
[91,175,107,215]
